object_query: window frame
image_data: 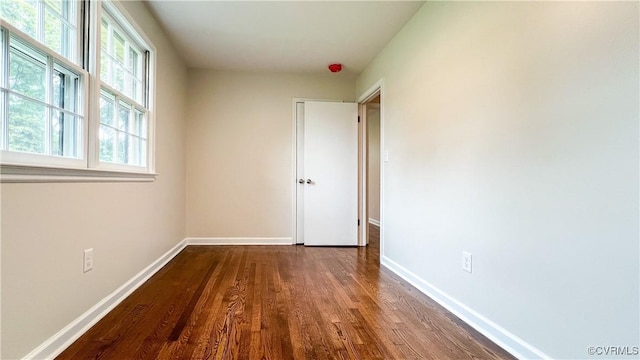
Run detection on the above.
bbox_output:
[94,1,154,172]
[0,0,157,182]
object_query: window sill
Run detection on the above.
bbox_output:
[0,164,157,183]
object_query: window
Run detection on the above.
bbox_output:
[1,18,85,166]
[0,0,155,181]
[98,6,149,168]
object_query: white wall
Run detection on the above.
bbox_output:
[185,70,355,238]
[0,2,188,358]
[357,2,639,358]
[367,105,380,223]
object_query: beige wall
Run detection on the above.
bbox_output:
[0,2,188,358]
[186,70,354,238]
[366,105,380,223]
[357,2,638,358]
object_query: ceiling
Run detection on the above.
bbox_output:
[145,1,424,77]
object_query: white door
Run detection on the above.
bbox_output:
[299,101,358,246]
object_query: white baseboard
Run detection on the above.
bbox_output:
[25,239,540,360]
[23,239,187,360]
[185,237,293,245]
[380,255,550,360]
[368,218,380,227]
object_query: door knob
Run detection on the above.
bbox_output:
[298,179,305,184]
[306,179,313,184]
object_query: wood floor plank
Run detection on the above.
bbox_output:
[57,225,515,360]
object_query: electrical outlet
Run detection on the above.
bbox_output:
[462,251,472,273]
[83,248,94,273]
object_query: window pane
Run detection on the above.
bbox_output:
[140,138,147,166]
[1,28,4,85]
[129,49,139,76]
[99,125,115,162]
[117,131,127,164]
[129,49,140,101]
[101,19,109,50]
[113,63,125,93]
[8,94,46,154]
[1,0,37,39]
[133,110,145,137]
[138,137,147,166]
[53,63,79,112]
[100,56,111,85]
[9,42,47,102]
[51,110,80,157]
[129,76,137,102]
[64,114,80,158]
[100,19,110,79]
[136,80,144,104]
[1,29,4,150]
[51,109,62,155]
[52,72,63,106]
[44,10,62,56]
[63,24,74,59]
[113,32,125,62]
[141,138,147,165]
[100,91,114,126]
[118,102,130,131]
[130,135,138,165]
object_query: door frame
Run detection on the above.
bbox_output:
[291,98,350,245]
[291,84,384,248]
[357,79,385,248]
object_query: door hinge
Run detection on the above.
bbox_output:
[357,116,361,123]
[358,219,360,226]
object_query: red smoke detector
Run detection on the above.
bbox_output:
[328,63,342,73]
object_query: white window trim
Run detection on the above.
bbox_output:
[0,163,155,182]
[0,0,157,183]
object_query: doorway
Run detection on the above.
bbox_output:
[357,84,383,249]
[365,95,381,246]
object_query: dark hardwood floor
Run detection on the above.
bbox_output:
[57,225,514,359]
